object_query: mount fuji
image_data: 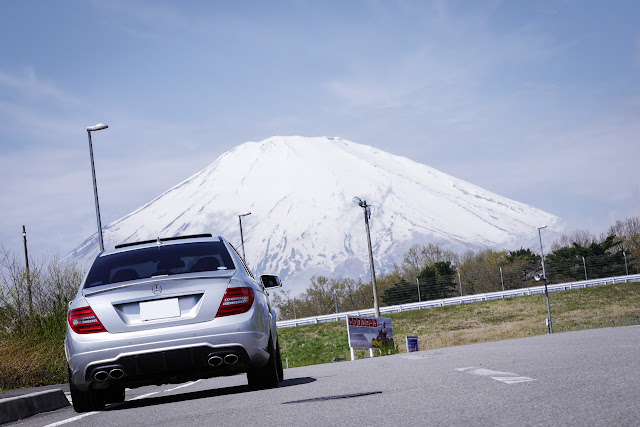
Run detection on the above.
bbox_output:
[68,136,561,292]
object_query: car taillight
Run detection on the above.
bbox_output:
[216,287,255,317]
[68,306,107,334]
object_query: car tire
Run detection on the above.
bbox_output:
[69,369,105,412]
[105,384,125,404]
[275,340,284,382]
[247,338,280,390]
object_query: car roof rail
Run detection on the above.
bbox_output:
[115,233,215,249]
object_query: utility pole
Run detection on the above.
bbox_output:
[352,197,381,317]
[538,225,553,334]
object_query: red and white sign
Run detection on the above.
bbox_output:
[346,316,394,350]
[348,317,378,328]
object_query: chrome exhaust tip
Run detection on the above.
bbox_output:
[224,354,238,365]
[208,355,223,367]
[109,368,125,380]
[93,370,109,382]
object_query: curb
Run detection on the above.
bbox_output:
[0,389,70,424]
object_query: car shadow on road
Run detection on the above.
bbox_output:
[105,377,317,411]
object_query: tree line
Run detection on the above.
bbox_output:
[272,216,640,319]
[1,216,638,331]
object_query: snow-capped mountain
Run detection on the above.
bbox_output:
[68,136,561,292]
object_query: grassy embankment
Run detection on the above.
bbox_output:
[278,281,640,367]
[1,281,638,390]
[0,328,67,391]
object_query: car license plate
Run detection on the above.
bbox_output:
[140,298,180,321]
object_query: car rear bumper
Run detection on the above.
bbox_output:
[67,328,270,391]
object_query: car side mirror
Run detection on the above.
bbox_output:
[260,274,282,289]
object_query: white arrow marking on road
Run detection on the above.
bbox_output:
[456,367,536,384]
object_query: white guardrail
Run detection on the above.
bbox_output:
[276,273,640,329]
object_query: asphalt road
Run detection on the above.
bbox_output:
[7,326,640,427]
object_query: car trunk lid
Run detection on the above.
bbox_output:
[81,271,233,333]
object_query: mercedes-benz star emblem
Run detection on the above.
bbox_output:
[152,284,162,295]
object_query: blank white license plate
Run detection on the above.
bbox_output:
[140,298,180,321]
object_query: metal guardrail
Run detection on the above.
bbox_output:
[276,273,640,328]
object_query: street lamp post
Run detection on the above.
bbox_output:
[86,123,108,252]
[238,212,251,261]
[22,225,32,319]
[416,277,421,302]
[538,225,553,334]
[623,251,629,275]
[581,255,587,280]
[352,197,380,317]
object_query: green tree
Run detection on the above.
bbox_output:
[417,261,457,300]
[501,248,541,288]
[392,243,458,280]
[381,279,417,306]
[546,234,626,282]
[458,249,507,295]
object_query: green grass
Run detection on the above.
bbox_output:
[278,281,640,368]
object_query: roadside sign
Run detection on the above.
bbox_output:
[346,316,394,356]
[406,336,419,352]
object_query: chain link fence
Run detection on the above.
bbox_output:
[383,251,638,306]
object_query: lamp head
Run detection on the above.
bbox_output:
[87,123,108,132]
[239,212,251,217]
[538,225,547,230]
[352,196,364,207]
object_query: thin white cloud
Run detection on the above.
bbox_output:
[0,67,80,105]
[89,0,225,41]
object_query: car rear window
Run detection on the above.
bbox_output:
[84,241,235,288]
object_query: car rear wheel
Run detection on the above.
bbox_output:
[69,369,105,412]
[105,384,125,404]
[247,338,280,390]
[275,340,284,382]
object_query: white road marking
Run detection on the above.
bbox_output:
[491,376,537,384]
[456,367,536,384]
[45,385,185,426]
[402,355,427,360]
[44,412,99,426]
[129,391,159,400]
[164,380,201,392]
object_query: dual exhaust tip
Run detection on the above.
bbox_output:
[92,353,238,381]
[93,368,125,382]
[207,354,239,367]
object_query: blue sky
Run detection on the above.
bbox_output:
[1,0,638,259]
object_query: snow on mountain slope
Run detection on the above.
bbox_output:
[68,136,561,291]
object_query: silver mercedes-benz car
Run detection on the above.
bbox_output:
[65,234,283,412]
